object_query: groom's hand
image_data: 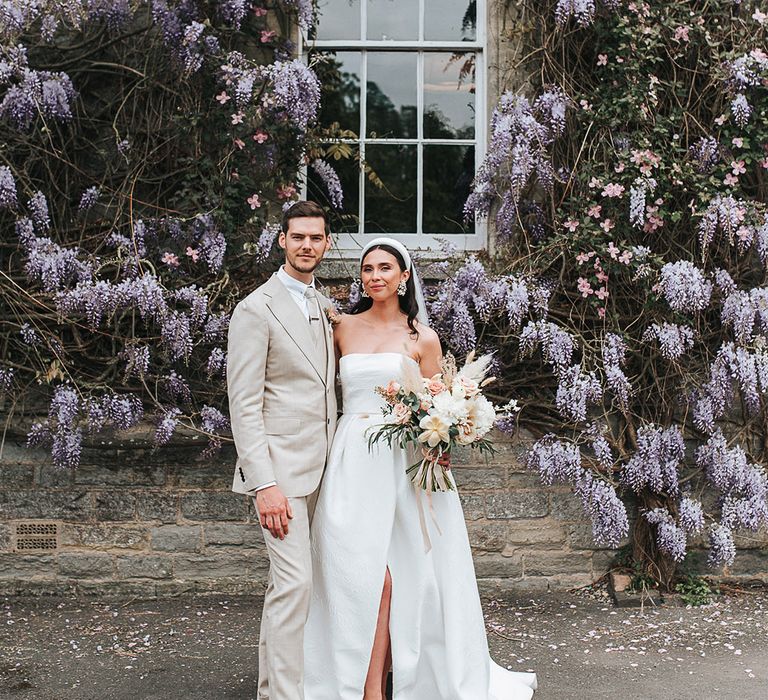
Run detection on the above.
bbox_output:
[255,486,293,539]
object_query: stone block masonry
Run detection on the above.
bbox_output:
[0,430,765,597]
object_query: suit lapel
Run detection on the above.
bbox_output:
[264,274,326,382]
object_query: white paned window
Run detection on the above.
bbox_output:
[304,0,486,251]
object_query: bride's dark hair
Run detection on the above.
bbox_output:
[350,244,420,337]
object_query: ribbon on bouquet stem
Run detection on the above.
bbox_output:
[412,447,446,553]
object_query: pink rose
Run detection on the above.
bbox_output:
[385,380,401,398]
[426,378,447,396]
[392,402,411,425]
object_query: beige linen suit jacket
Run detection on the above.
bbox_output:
[227,273,337,497]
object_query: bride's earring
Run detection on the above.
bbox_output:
[360,282,370,298]
[397,279,407,296]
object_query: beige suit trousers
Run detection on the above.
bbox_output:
[257,491,318,700]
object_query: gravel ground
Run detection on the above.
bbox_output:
[1,590,766,700]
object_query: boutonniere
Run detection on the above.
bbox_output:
[324,303,342,327]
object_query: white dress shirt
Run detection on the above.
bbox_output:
[251,267,316,494]
[276,265,315,321]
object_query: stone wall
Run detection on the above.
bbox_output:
[1,428,766,597]
[0,427,605,597]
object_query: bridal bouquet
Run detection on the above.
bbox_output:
[368,352,519,493]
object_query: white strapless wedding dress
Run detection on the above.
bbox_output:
[304,353,537,699]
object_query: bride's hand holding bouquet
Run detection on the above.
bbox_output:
[368,351,519,493]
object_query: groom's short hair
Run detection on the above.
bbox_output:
[281,200,330,236]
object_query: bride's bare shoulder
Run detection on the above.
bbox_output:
[415,323,441,349]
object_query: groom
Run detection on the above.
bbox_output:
[227,200,337,700]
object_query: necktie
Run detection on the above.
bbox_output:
[304,287,322,347]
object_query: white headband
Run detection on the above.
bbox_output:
[359,237,412,270]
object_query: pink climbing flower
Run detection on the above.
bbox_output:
[185,247,200,262]
[618,250,633,265]
[598,307,606,319]
[673,26,690,42]
[732,137,744,148]
[597,54,608,66]
[277,184,297,200]
[588,204,602,218]
[724,173,739,186]
[261,30,277,42]
[563,219,580,232]
[576,252,592,264]
[253,6,268,16]
[253,130,269,144]
[600,219,615,232]
[607,242,620,259]
[577,278,594,297]
[596,270,609,283]
[731,160,746,176]
[589,177,603,189]
[161,252,179,268]
[595,287,610,300]
[234,138,245,150]
[602,183,625,198]
[231,112,244,125]
[247,193,261,209]
[216,91,230,104]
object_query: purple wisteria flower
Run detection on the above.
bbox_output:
[218,0,250,29]
[659,261,712,313]
[28,191,50,231]
[555,0,597,27]
[121,344,150,379]
[194,214,226,272]
[206,347,227,379]
[200,404,230,457]
[520,320,574,371]
[527,435,627,546]
[621,424,684,497]
[0,165,17,208]
[587,424,613,467]
[696,430,768,533]
[678,496,705,536]
[19,322,40,345]
[714,268,737,296]
[282,0,315,31]
[464,88,568,237]
[555,365,602,423]
[642,323,695,360]
[601,333,632,411]
[697,195,749,250]
[688,136,720,173]
[311,159,343,209]
[154,407,182,447]
[707,524,736,567]
[0,366,14,393]
[266,59,321,132]
[20,227,94,293]
[77,186,100,212]
[0,61,77,130]
[644,508,687,562]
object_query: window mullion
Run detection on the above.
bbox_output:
[359,49,368,235]
[416,50,424,239]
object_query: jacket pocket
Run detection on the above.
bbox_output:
[263,417,302,435]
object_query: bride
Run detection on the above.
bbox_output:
[303,237,537,700]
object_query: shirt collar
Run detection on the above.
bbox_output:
[277,265,315,296]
